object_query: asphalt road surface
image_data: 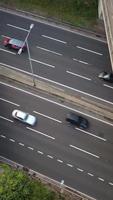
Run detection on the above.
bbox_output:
[0,9,113,200]
[0,79,113,200]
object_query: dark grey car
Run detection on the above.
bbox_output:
[66,112,89,129]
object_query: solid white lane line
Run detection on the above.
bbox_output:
[69,144,100,159]
[1,80,113,127]
[27,146,34,150]
[104,84,113,89]
[33,111,62,123]
[36,46,62,56]
[0,97,20,106]
[98,177,104,182]
[0,48,16,55]
[77,168,84,172]
[37,151,44,155]
[76,128,107,142]
[0,135,6,138]
[67,163,73,167]
[87,173,94,177]
[47,155,53,159]
[7,24,28,31]
[42,35,67,44]
[9,138,15,142]
[30,58,55,68]
[19,142,24,146]
[0,116,13,123]
[66,70,91,81]
[26,127,55,140]
[57,159,63,163]
[76,46,103,56]
[109,182,113,186]
[73,58,88,65]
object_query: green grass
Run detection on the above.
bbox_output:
[0,0,98,28]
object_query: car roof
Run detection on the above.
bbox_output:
[67,113,79,121]
[9,39,24,47]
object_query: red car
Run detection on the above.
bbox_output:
[3,37,26,51]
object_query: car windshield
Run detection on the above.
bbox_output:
[16,111,28,120]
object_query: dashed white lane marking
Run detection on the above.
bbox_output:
[69,144,100,159]
[47,155,53,159]
[1,79,113,127]
[77,168,84,172]
[0,115,13,123]
[66,70,91,81]
[0,97,20,106]
[0,48,16,55]
[73,58,88,65]
[33,111,62,123]
[67,163,73,168]
[30,58,55,68]
[42,35,67,44]
[109,182,113,186]
[0,135,6,138]
[98,177,104,182]
[9,138,15,142]
[19,142,24,146]
[27,146,34,151]
[76,46,103,56]
[57,159,63,163]
[76,128,107,142]
[37,151,44,155]
[104,84,113,89]
[36,46,62,56]
[7,24,28,32]
[87,173,94,177]
[26,127,55,140]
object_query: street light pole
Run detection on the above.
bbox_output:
[26,40,36,86]
[18,23,36,86]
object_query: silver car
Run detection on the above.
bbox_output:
[12,109,37,126]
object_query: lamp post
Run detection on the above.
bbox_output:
[18,23,36,86]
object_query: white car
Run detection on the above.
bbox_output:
[12,109,37,126]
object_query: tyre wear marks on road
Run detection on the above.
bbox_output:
[0,97,20,106]
[76,128,107,142]
[0,134,113,187]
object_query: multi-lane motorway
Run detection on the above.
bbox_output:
[0,9,113,200]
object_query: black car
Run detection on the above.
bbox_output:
[98,71,113,83]
[66,112,89,129]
